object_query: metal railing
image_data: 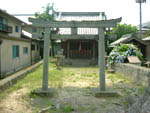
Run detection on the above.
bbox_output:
[0,23,12,33]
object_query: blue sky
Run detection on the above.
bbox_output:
[0,0,150,25]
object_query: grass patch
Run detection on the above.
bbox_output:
[81,73,93,77]
[107,73,130,83]
[60,104,74,113]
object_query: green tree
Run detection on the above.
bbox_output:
[144,30,150,38]
[110,24,138,40]
[35,3,57,21]
[105,24,138,54]
[35,3,58,56]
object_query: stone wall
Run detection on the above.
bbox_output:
[114,63,150,85]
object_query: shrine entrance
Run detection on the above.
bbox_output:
[62,40,97,59]
[70,40,92,59]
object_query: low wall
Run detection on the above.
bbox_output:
[0,61,43,91]
[114,63,150,85]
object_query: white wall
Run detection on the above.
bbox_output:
[8,20,22,38]
[0,13,22,38]
[1,38,31,75]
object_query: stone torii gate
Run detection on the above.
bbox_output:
[29,17,121,95]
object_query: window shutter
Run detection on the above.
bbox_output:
[15,26,19,32]
[17,46,19,57]
[12,45,19,58]
[12,46,16,58]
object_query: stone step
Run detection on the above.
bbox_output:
[66,59,97,66]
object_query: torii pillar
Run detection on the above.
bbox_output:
[94,27,119,97]
[94,29,120,97]
[32,27,54,96]
[42,28,51,90]
[98,27,105,91]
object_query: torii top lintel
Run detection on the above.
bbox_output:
[29,17,122,28]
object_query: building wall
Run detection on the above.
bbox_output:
[0,13,22,38]
[31,41,40,64]
[8,20,22,38]
[0,38,31,76]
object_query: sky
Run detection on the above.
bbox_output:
[0,0,150,26]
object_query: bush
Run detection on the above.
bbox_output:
[108,44,143,65]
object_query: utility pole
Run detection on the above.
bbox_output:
[135,0,146,39]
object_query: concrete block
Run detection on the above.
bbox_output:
[31,88,55,97]
[92,88,120,98]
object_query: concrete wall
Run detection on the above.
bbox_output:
[114,63,150,85]
[31,41,40,64]
[0,38,31,76]
[0,13,22,38]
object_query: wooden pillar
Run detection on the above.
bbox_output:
[67,41,70,59]
[93,41,96,59]
[70,27,77,58]
[42,28,51,91]
[98,27,106,91]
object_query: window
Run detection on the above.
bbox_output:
[31,44,35,51]
[0,16,8,31]
[15,26,19,32]
[0,17,3,24]
[12,45,19,58]
[37,44,39,50]
[23,47,28,54]
[32,27,37,33]
[3,18,8,25]
[0,16,8,24]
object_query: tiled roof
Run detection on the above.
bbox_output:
[57,12,103,35]
[142,21,150,29]
[110,33,149,47]
[143,37,150,41]
[137,21,150,29]
[110,34,135,46]
[0,9,26,24]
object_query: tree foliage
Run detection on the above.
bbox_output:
[35,3,57,21]
[110,24,138,40]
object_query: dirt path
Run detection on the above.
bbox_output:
[0,88,32,113]
[48,68,125,113]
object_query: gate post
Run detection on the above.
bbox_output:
[42,28,51,90]
[98,27,106,91]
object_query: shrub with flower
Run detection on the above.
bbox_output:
[108,44,143,65]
